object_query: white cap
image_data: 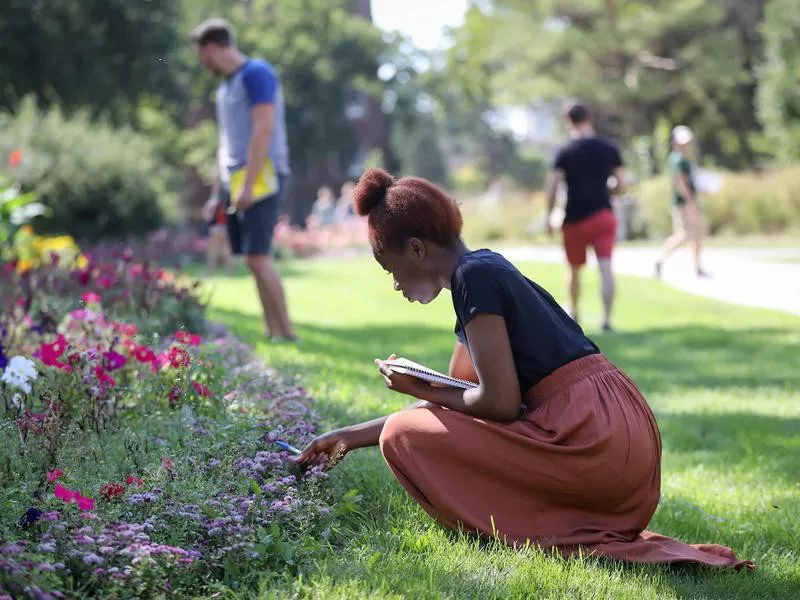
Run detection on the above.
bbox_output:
[672,125,693,145]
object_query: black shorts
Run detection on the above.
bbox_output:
[224,173,287,256]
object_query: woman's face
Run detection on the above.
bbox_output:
[376,240,443,305]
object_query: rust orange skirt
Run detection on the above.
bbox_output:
[379,353,754,569]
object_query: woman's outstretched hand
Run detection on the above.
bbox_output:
[293,431,350,471]
[375,354,429,397]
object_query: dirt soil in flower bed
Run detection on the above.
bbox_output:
[0,252,335,599]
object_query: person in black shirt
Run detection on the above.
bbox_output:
[545,103,627,331]
[292,168,751,570]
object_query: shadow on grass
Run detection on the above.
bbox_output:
[210,305,799,598]
[658,411,800,484]
[595,325,800,392]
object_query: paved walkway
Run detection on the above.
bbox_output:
[498,245,800,317]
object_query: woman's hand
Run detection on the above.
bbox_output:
[375,354,429,398]
[293,430,351,471]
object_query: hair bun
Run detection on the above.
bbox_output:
[353,168,394,216]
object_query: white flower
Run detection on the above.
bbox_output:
[2,356,38,394]
[11,393,22,408]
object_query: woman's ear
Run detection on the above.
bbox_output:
[407,237,427,261]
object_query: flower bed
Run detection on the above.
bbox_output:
[0,250,331,598]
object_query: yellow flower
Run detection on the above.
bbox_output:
[16,259,33,274]
[75,254,89,269]
[20,225,33,235]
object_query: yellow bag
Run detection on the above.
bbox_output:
[228,158,278,210]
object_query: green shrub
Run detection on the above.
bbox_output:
[636,165,800,237]
[0,97,179,241]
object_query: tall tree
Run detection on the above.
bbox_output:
[0,0,182,121]
[462,0,769,169]
[757,0,800,164]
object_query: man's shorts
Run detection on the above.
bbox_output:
[223,173,287,256]
[561,208,617,267]
[671,203,703,242]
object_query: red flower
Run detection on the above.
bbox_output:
[68,352,81,365]
[47,469,64,483]
[39,335,71,371]
[15,298,25,307]
[8,148,22,167]
[175,331,202,346]
[168,385,182,407]
[161,456,176,472]
[82,292,101,305]
[75,269,92,286]
[168,346,190,369]
[192,381,211,397]
[97,274,117,290]
[94,366,116,388]
[125,475,143,487]
[99,482,125,501]
[133,345,156,364]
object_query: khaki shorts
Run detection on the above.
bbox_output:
[671,202,704,241]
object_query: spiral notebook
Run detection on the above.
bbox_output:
[384,358,478,390]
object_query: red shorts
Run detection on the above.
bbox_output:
[561,208,617,266]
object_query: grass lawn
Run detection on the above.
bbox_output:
[205,257,800,599]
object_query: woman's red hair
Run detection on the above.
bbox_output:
[352,168,463,255]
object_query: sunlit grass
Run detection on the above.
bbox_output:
[206,256,800,599]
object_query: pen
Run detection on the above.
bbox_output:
[274,440,302,455]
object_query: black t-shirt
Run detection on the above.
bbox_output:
[452,249,599,394]
[553,136,623,223]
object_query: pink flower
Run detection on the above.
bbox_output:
[54,482,74,502]
[151,352,169,373]
[54,483,95,511]
[47,469,64,483]
[175,331,202,346]
[76,496,95,511]
[15,298,25,308]
[97,275,117,290]
[82,292,101,305]
[114,322,138,337]
[69,309,93,322]
[133,345,156,364]
[168,346,190,369]
[161,456,175,472]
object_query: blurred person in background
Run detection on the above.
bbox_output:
[307,186,337,230]
[193,18,296,342]
[654,126,709,278]
[336,181,357,223]
[545,103,626,332]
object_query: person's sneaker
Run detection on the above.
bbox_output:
[654,261,663,279]
[601,323,614,333]
[696,268,711,278]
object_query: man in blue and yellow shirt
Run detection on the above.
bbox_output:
[193,18,296,341]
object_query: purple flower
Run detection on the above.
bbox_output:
[103,350,127,371]
[83,553,104,565]
[37,563,56,572]
[37,542,57,553]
